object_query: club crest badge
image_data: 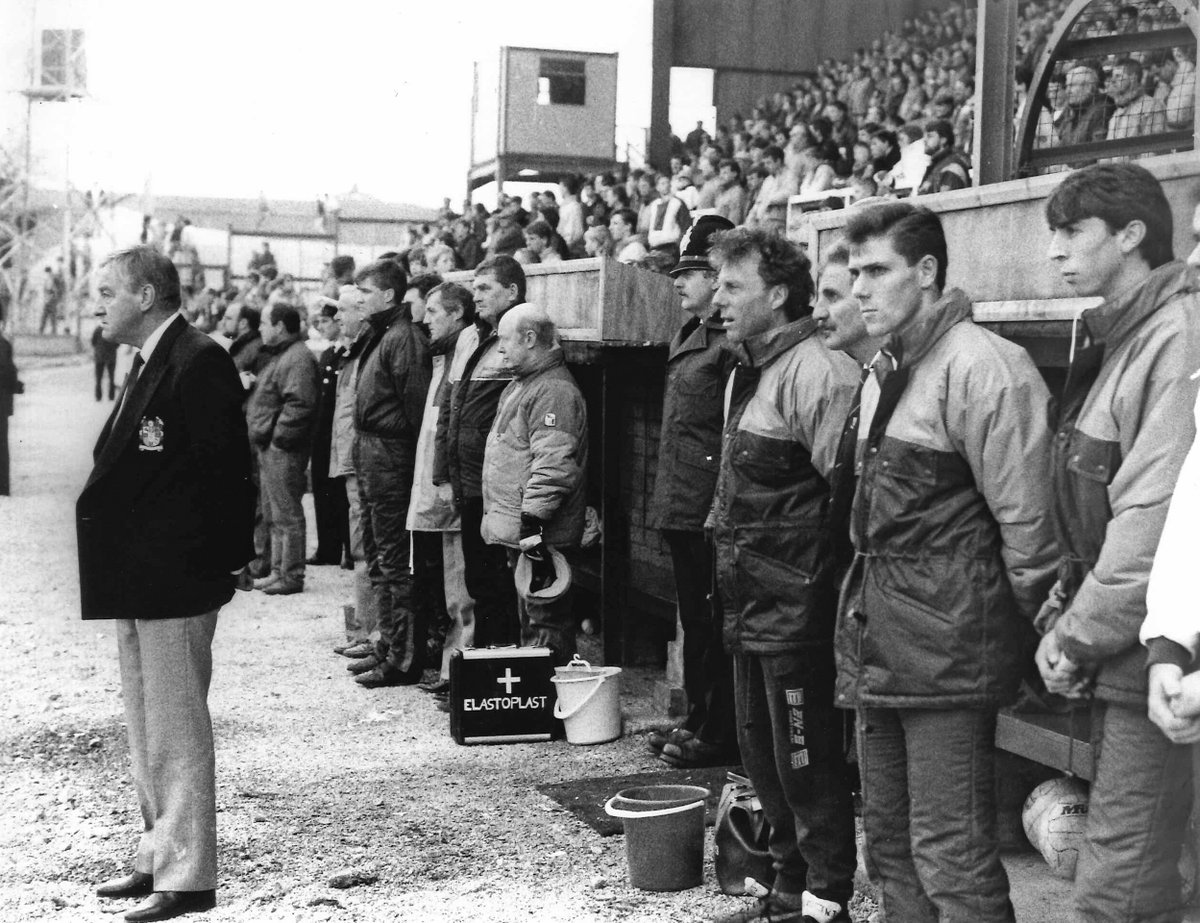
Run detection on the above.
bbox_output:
[138,416,165,452]
[544,412,557,427]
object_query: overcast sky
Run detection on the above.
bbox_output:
[28,0,658,207]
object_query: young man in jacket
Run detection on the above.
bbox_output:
[646,214,739,770]
[838,202,1057,922]
[80,247,253,921]
[435,255,525,648]
[407,282,477,695]
[245,303,319,596]
[481,303,587,665]
[707,228,860,923]
[348,260,432,688]
[1035,164,1200,922]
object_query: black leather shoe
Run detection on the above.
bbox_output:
[354,666,423,688]
[124,890,216,921]
[418,678,450,695]
[96,871,153,898]
[347,655,382,675]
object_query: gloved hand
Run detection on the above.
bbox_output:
[519,515,556,592]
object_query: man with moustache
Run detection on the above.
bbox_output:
[706,228,859,923]
[646,214,739,770]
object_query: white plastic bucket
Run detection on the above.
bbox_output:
[551,657,622,745]
[603,785,710,890]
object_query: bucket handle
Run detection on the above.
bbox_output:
[603,794,706,820]
[553,672,609,721]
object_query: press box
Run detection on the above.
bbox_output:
[449,647,556,745]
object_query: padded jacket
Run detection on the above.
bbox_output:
[1044,262,1200,705]
[407,327,471,532]
[835,290,1057,710]
[709,318,859,655]
[480,350,588,548]
[437,318,515,502]
[353,304,431,445]
[245,335,319,452]
[647,315,735,532]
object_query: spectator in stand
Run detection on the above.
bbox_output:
[308,303,350,568]
[869,129,902,179]
[609,207,648,262]
[557,175,587,257]
[452,219,482,271]
[92,324,118,401]
[1107,58,1168,140]
[694,153,722,212]
[425,242,458,276]
[800,142,839,197]
[1058,65,1114,146]
[408,282,478,702]
[322,255,356,301]
[645,174,692,249]
[918,120,971,194]
[634,172,658,229]
[405,272,443,328]
[746,145,798,232]
[246,303,319,597]
[714,159,748,225]
[435,256,526,650]
[348,260,433,688]
[1164,45,1196,130]
[329,285,379,659]
[583,225,614,258]
[685,120,712,156]
[824,101,858,156]
[673,171,700,211]
[951,74,975,156]
[524,220,567,265]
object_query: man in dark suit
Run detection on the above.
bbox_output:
[77,247,253,922]
[0,324,23,495]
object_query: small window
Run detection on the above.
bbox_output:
[41,29,87,91]
[537,57,585,106]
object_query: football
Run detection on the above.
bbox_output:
[1022,776,1090,879]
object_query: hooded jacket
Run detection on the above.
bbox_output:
[480,350,588,549]
[835,290,1057,710]
[709,317,859,654]
[245,334,319,452]
[1045,262,1200,705]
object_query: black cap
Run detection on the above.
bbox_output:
[669,213,735,276]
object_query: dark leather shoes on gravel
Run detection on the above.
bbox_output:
[123,889,216,921]
[354,666,422,688]
[347,655,382,675]
[96,870,153,898]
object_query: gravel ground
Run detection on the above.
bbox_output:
[0,359,1099,923]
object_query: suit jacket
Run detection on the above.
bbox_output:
[76,315,254,620]
[0,333,21,417]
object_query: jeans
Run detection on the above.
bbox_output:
[1074,701,1193,923]
[438,532,475,679]
[663,529,736,747]
[459,496,518,649]
[857,707,1014,923]
[734,647,857,906]
[343,474,378,641]
[355,433,423,674]
[259,445,308,583]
